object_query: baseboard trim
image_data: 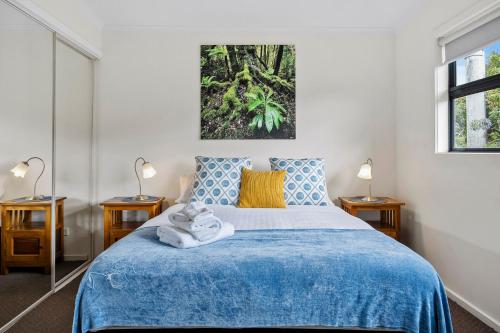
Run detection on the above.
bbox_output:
[446,287,500,332]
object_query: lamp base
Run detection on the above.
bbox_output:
[134,195,150,201]
[361,196,379,202]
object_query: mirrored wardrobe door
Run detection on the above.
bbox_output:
[54,39,93,283]
[0,0,54,327]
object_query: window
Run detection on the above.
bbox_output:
[449,41,500,151]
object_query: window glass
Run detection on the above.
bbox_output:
[456,42,500,85]
[453,88,500,149]
[449,40,500,151]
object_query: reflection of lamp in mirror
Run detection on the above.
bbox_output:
[357,158,378,202]
[10,156,46,200]
[134,157,157,201]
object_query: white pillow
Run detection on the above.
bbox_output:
[175,174,194,204]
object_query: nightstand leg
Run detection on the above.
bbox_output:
[103,208,111,250]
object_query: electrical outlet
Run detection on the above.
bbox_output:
[64,228,70,236]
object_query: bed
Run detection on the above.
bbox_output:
[73,204,453,333]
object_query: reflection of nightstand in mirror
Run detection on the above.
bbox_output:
[0,197,66,274]
[100,197,165,250]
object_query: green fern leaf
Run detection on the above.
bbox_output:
[264,109,274,133]
[249,116,258,130]
[267,106,282,129]
[245,93,258,100]
[248,100,262,112]
[269,101,286,113]
[256,114,263,129]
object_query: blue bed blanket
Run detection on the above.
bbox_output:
[73,228,453,333]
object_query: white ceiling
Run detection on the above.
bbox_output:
[88,0,429,30]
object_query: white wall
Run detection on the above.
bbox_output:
[395,0,500,329]
[95,28,397,253]
[55,40,93,260]
[0,1,53,203]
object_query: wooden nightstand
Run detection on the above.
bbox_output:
[1,197,66,274]
[100,196,164,250]
[338,197,405,240]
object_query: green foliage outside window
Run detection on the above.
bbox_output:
[454,52,500,148]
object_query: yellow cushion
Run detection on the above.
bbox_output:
[237,168,287,208]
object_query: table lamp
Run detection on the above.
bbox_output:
[10,156,46,200]
[357,158,378,202]
[134,157,157,201]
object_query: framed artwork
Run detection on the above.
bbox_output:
[200,45,296,139]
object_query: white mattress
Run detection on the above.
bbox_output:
[141,203,373,231]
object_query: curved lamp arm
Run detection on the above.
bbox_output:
[26,157,45,199]
[367,158,373,199]
[359,158,375,201]
[134,157,146,198]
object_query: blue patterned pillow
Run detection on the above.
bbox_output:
[190,156,252,205]
[269,158,331,206]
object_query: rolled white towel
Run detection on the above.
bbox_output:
[170,215,222,241]
[157,222,235,249]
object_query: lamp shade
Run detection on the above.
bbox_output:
[142,162,157,179]
[10,161,29,178]
[357,162,372,180]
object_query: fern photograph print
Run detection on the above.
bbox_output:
[200,45,296,139]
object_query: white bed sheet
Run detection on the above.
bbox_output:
[141,204,373,231]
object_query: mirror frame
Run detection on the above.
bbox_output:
[0,1,99,331]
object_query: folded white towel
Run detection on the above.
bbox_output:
[170,215,222,241]
[157,222,235,249]
[169,212,219,231]
[179,202,214,222]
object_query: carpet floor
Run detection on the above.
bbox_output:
[7,272,496,333]
[0,260,85,328]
